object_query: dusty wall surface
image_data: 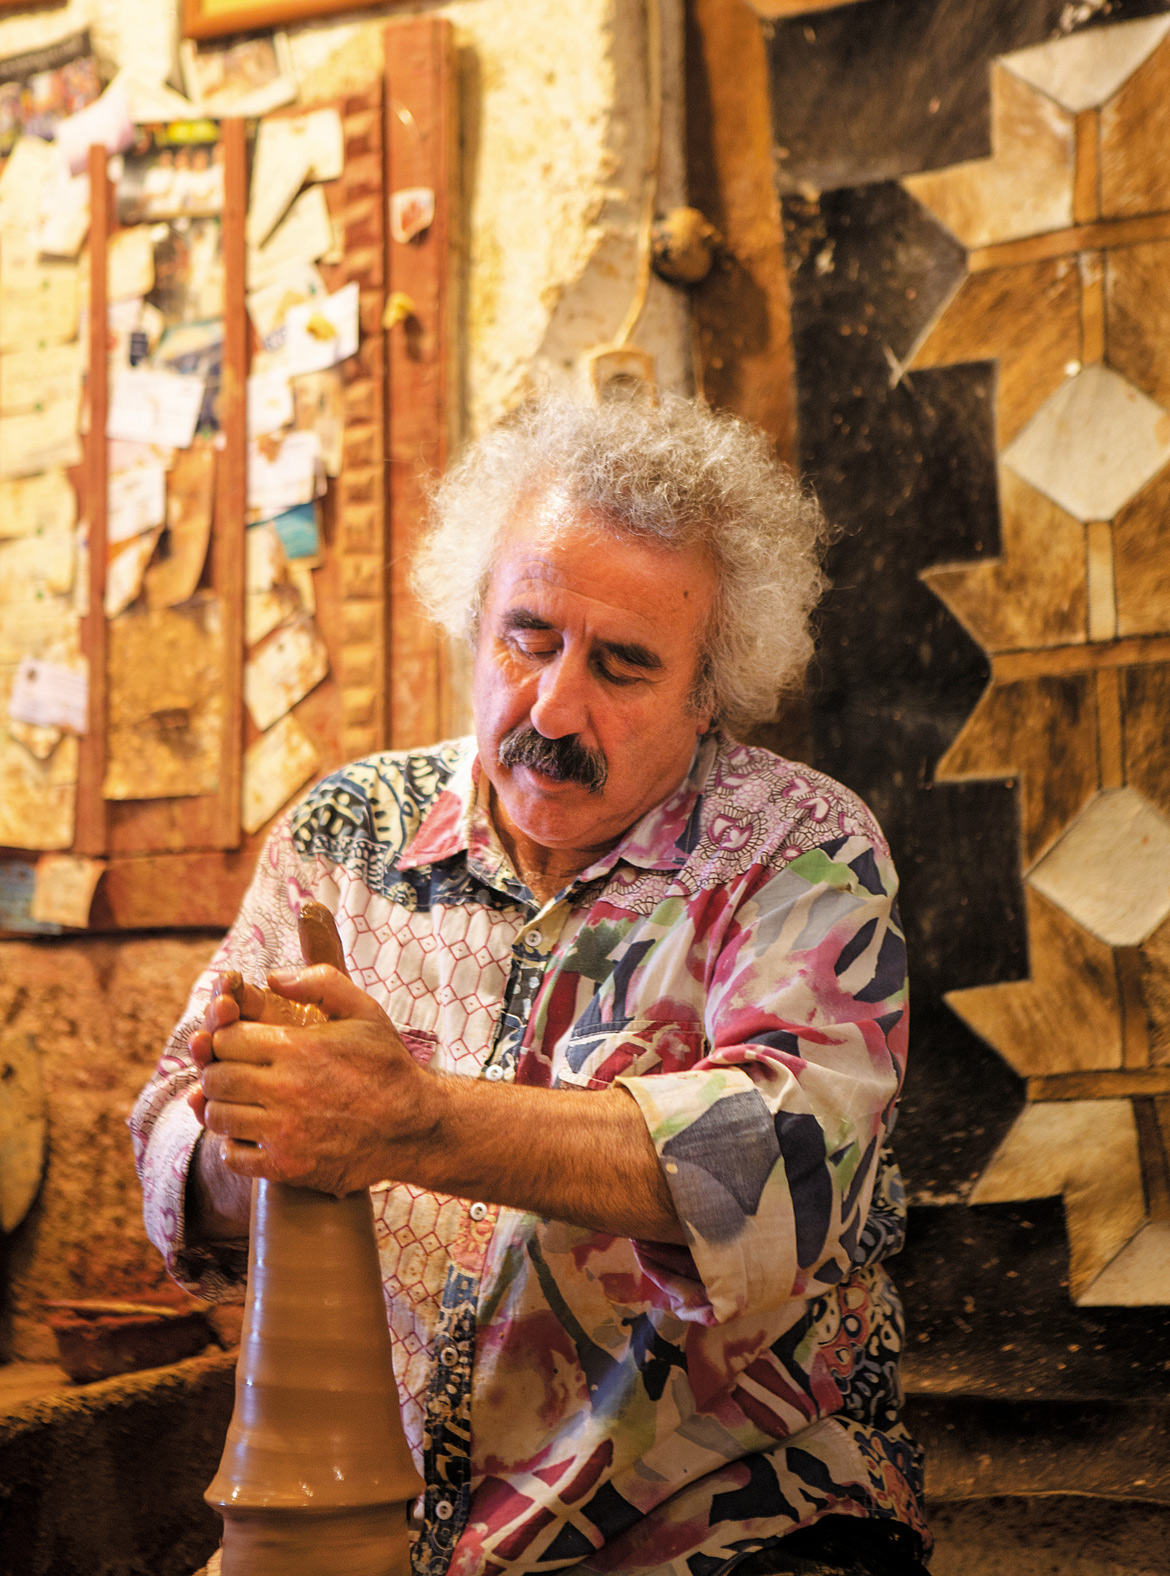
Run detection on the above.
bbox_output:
[0,0,692,1360]
[1,936,219,1361]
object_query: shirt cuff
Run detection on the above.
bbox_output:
[141,1097,248,1301]
[618,1067,797,1325]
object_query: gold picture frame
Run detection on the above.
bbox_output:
[182,0,394,42]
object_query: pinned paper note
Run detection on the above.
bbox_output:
[107,226,155,302]
[103,595,224,800]
[247,366,295,436]
[247,429,322,519]
[247,263,326,347]
[269,501,320,560]
[55,76,135,177]
[108,464,167,545]
[0,261,80,351]
[247,185,333,293]
[0,724,77,851]
[244,615,329,731]
[108,367,205,449]
[291,368,343,477]
[246,520,285,593]
[30,853,105,928]
[0,861,63,934]
[287,558,315,615]
[0,399,83,478]
[281,281,358,376]
[36,164,90,258]
[242,711,319,835]
[246,584,301,647]
[390,186,435,244]
[105,527,161,618]
[144,443,215,610]
[0,471,77,540]
[247,106,344,250]
[8,657,87,734]
[0,138,56,233]
[0,343,83,415]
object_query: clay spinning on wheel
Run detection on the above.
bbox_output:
[205,903,423,1576]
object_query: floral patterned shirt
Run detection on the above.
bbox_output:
[131,731,926,1576]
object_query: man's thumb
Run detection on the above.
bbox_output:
[298,901,349,976]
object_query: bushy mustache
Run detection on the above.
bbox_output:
[498,724,608,794]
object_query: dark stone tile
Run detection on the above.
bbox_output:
[897,1199,1170,1401]
[770,0,1170,194]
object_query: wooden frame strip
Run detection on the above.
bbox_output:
[1028,1069,1170,1101]
[384,15,457,750]
[213,116,248,850]
[182,0,396,41]
[74,145,111,857]
[968,210,1170,272]
[992,634,1170,683]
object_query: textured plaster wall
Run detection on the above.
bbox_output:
[0,0,691,1361]
[1,937,218,1360]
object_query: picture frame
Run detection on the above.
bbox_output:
[181,0,393,42]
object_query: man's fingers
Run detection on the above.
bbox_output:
[187,1085,208,1125]
[221,1138,267,1178]
[266,964,388,1024]
[205,1097,267,1146]
[208,1020,291,1065]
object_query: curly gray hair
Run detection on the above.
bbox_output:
[411,394,831,732]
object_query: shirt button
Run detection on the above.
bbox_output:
[441,1345,458,1366]
[484,1064,505,1081]
[435,1499,454,1521]
[469,1201,488,1221]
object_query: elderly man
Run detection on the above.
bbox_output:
[132,396,926,1576]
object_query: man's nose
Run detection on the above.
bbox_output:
[529,653,589,739]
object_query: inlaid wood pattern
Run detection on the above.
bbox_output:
[936,672,1098,867]
[909,257,1080,446]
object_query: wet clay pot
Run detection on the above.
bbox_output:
[205,1181,423,1576]
[205,903,423,1576]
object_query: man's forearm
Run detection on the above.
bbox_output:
[186,1131,253,1242]
[388,1078,685,1244]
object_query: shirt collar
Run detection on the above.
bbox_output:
[399,731,722,889]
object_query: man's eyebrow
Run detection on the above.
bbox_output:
[500,608,553,632]
[499,608,663,670]
[598,639,663,671]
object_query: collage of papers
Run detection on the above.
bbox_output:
[0,48,359,905]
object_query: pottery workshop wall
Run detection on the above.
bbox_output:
[769,0,1170,1500]
[0,0,692,1365]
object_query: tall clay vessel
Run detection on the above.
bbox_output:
[205,904,423,1576]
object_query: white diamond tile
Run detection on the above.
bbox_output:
[1003,16,1170,112]
[1003,364,1170,521]
[1027,787,1170,945]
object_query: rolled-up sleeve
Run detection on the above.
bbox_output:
[618,834,907,1325]
[129,815,313,1297]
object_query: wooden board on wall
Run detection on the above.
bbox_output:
[385,14,458,751]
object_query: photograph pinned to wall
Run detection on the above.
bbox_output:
[117,121,224,224]
[179,31,296,117]
[0,31,100,158]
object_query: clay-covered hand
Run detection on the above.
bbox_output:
[194,967,433,1197]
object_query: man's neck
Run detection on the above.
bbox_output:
[487,786,612,906]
